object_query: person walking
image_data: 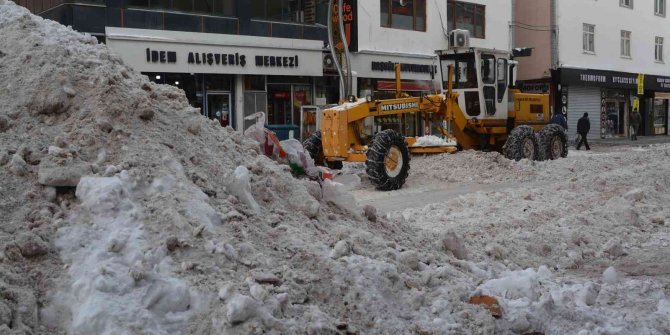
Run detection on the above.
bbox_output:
[630,109,641,141]
[576,112,591,150]
[550,112,568,130]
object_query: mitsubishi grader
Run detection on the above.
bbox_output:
[304,45,567,191]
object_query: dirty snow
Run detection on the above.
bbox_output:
[0,2,668,335]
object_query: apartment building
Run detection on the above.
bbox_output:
[516,0,670,139]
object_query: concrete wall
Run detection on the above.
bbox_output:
[515,0,552,80]
[557,0,670,76]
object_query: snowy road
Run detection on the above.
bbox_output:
[354,181,525,214]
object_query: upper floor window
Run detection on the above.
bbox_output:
[583,23,595,53]
[621,30,631,58]
[656,0,666,16]
[656,37,665,62]
[380,0,427,31]
[251,0,327,24]
[127,0,235,16]
[447,1,485,39]
[620,0,633,9]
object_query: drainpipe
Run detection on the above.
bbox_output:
[550,0,559,69]
[510,0,516,51]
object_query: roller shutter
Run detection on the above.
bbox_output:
[567,87,601,140]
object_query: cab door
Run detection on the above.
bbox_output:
[480,54,497,116]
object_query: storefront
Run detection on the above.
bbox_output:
[105,27,328,139]
[556,68,670,139]
[646,77,670,136]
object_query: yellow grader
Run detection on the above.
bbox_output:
[304,46,567,191]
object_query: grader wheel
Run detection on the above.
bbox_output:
[503,125,538,161]
[539,124,568,160]
[302,131,343,170]
[366,129,410,191]
[303,131,324,165]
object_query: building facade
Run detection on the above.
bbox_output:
[21,0,513,140]
[515,0,670,140]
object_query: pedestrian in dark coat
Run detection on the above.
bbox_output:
[576,113,591,150]
[630,110,641,141]
[550,112,568,130]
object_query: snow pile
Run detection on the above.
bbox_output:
[0,3,496,334]
[388,144,670,334]
[412,135,457,147]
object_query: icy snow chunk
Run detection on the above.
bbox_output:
[624,188,644,202]
[440,231,468,260]
[142,279,192,314]
[39,160,92,187]
[8,154,27,176]
[322,179,358,214]
[226,294,258,324]
[603,267,619,284]
[478,268,540,300]
[330,240,351,259]
[576,282,601,307]
[228,166,261,214]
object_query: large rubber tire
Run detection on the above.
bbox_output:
[366,129,410,191]
[303,131,324,165]
[539,124,568,160]
[302,131,343,170]
[503,125,539,161]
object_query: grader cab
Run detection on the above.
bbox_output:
[304,45,567,191]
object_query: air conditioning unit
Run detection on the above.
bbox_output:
[323,52,337,74]
[449,29,470,49]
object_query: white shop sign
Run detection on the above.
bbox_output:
[350,52,439,81]
[105,27,323,76]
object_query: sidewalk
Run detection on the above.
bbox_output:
[588,135,670,147]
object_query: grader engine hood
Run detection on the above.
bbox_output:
[321,97,424,161]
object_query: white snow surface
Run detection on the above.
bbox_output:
[0,2,669,335]
[412,135,457,147]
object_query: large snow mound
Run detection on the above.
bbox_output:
[0,2,496,334]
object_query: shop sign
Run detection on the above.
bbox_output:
[107,27,323,76]
[519,81,550,93]
[331,0,358,52]
[273,92,290,99]
[647,76,670,92]
[371,62,437,75]
[561,68,638,89]
[637,74,645,95]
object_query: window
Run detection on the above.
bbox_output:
[656,0,666,16]
[621,30,631,57]
[129,0,235,16]
[656,37,664,62]
[251,0,323,24]
[447,1,485,38]
[620,0,633,9]
[583,23,595,53]
[497,58,507,102]
[379,0,427,31]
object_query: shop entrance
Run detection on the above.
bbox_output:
[604,99,627,137]
[267,82,313,140]
[206,92,233,128]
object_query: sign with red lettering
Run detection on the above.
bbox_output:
[331,0,358,52]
